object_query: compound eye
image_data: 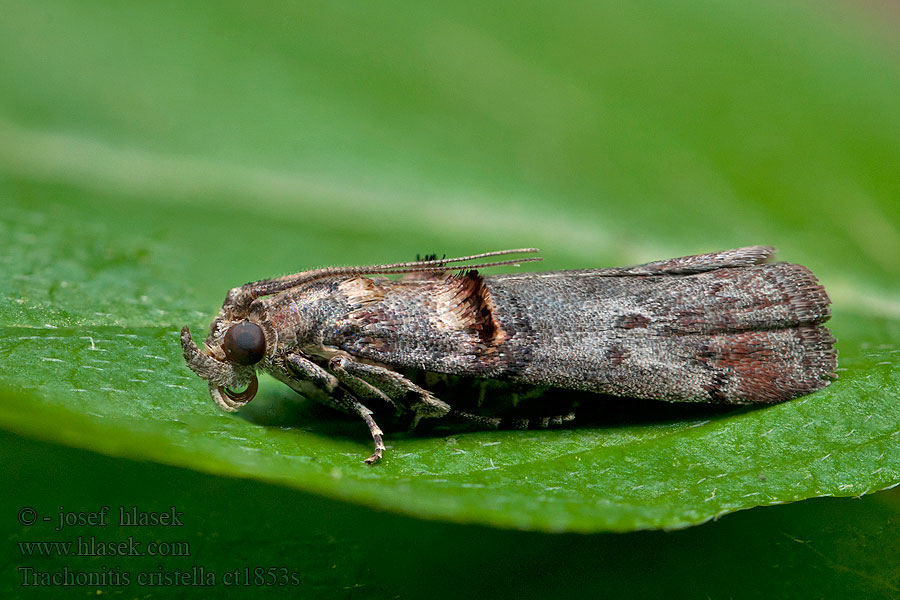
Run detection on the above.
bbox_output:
[222,321,266,365]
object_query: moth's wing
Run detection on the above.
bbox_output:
[484,246,776,283]
[487,261,836,404]
[604,246,777,276]
[638,261,836,402]
[331,271,507,373]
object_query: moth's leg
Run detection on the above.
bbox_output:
[285,354,339,392]
[326,358,397,409]
[281,353,346,413]
[453,410,576,430]
[328,355,450,428]
[525,413,577,428]
[284,353,385,463]
[450,410,502,429]
[345,398,386,465]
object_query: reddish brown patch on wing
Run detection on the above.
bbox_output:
[606,343,630,367]
[698,327,836,403]
[438,270,505,346]
[618,314,651,329]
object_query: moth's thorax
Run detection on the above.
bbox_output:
[259,278,364,358]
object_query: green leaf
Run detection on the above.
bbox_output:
[2,0,900,538]
[5,431,900,598]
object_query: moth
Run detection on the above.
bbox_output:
[181,247,836,463]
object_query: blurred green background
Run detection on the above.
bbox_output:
[2,0,900,597]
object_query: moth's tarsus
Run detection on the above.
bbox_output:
[181,246,836,464]
[357,406,386,464]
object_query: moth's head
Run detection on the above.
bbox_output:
[181,314,272,412]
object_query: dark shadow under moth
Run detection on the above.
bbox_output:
[181,247,836,463]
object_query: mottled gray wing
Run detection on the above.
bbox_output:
[485,256,834,403]
[329,247,835,404]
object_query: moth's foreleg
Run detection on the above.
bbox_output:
[284,353,384,463]
[281,353,347,413]
[346,399,386,465]
[326,356,397,410]
[285,354,339,393]
[328,356,450,428]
